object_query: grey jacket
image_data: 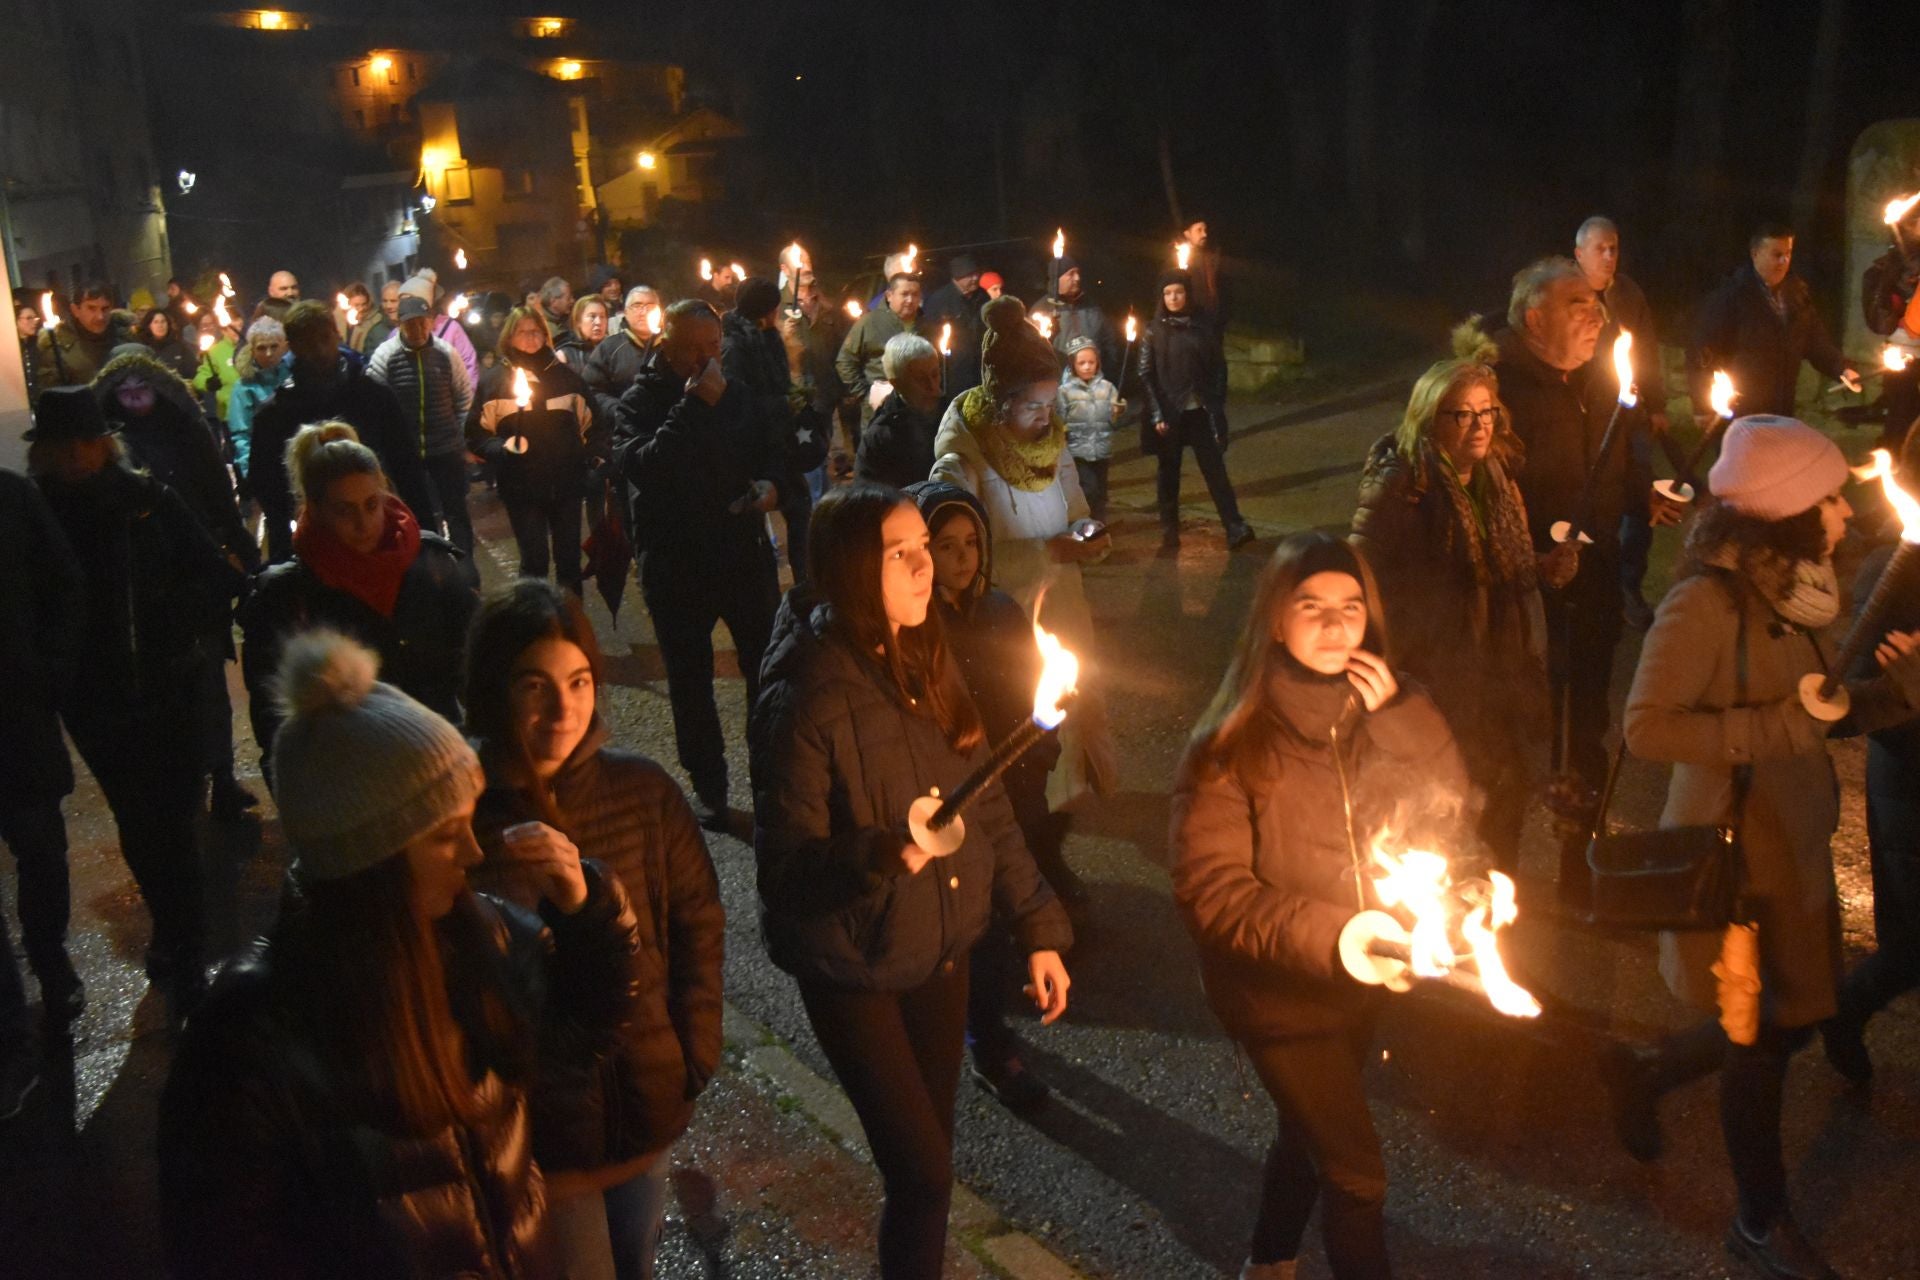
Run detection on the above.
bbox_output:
[367,334,475,459]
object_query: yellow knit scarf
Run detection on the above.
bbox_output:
[959,385,1068,493]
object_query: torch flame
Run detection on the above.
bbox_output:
[1370,848,1457,977]
[219,272,235,298]
[902,243,917,275]
[1611,330,1637,408]
[729,262,747,283]
[1854,448,1920,544]
[214,296,232,328]
[1884,191,1920,226]
[1462,873,1543,1018]
[938,322,952,355]
[844,299,863,319]
[1175,241,1192,271]
[335,292,349,311]
[181,300,198,316]
[646,304,662,333]
[454,248,467,270]
[698,258,713,282]
[1030,621,1079,730]
[1884,345,1913,373]
[1051,228,1065,260]
[1034,313,1053,339]
[198,333,215,352]
[1124,313,1138,343]
[346,307,359,326]
[511,366,532,410]
[447,292,468,318]
[39,292,58,329]
[785,241,803,271]
[1709,369,1735,420]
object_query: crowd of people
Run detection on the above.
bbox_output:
[2,199,1919,1280]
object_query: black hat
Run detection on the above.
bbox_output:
[1054,253,1081,274]
[949,254,979,279]
[396,294,431,321]
[25,385,113,442]
[733,277,782,322]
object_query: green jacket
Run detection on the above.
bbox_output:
[32,319,129,402]
[192,338,239,420]
[833,306,913,418]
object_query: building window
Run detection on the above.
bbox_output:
[386,65,398,85]
[444,163,472,204]
[350,66,360,86]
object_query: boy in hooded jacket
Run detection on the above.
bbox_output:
[907,480,1084,1110]
[1057,336,1122,521]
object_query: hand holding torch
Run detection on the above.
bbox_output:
[1800,448,1920,720]
[1549,330,1637,548]
[1655,370,1736,504]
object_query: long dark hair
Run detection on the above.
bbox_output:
[1187,531,1390,778]
[1680,499,1827,601]
[810,481,983,753]
[276,857,533,1135]
[463,579,604,821]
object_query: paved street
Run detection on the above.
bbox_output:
[2,381,1916,1279]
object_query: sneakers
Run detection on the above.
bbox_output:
[971,1050,1050,1113]
[0,1050,39,1122]
[1599,1040,1663,1162]
[1725,1214,1841,1280]
[1819,1018,1873,1087]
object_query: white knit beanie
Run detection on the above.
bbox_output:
[398,273,437,303]
[1708,415,1849,519]
[270,631,482,884]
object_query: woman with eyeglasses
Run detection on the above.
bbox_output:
[1350,356,1549,871]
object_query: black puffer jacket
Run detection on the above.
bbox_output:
[720,309,804,472]
[471,723,725,1184]
[1689,264,1849,418]
[1139,308,1219,449]
[0,470,81,805]
[159,863,643,1280]
[466,349,604,505]
[749,589,1073,991]
[1171,663,1469,1041]
[239,534,477,763]
[250,357,439,562]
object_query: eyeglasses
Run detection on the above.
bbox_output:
[1441,406,1504,430]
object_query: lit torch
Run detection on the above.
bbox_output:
[1656,370,1737,504]
[181,299,199,316]
[198,332,215,354]
[1120,312,1139,389]
[454,247,468,271]
[907,621,1079,857]
[1800,448,1920,719]
[1886,346,1914,374]
[1338,841,1542,1019]
[503,366,534,454]
[698,258,713,282]
[1049,227,1065,296]
[218,272,235,299]
[729,262,747,285]
[1551,330,1637,546]
[1175,240,1192,271]
[39,292,67,381]
[38,291,59,332]
[645,304,662,335]
[1033,312,1054,340]
[844,298,863,320]
[447,292,468,319]
[214,296,232,329]
[1885,190,1920,255]
[939,321,952,394]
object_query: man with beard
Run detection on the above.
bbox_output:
[921,254,989,399]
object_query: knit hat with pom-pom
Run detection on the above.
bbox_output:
[979,295,1063,405]
[270,630,481,883]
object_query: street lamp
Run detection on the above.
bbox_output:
[636,150,657,171]
[420,194,436,213]
[176,170,196,195]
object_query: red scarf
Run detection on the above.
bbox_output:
[292,494,421,618]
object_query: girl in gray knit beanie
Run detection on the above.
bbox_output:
[158,630,644,1278]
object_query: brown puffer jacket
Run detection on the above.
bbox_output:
[1171,664,1469,1041]
[472,722,725,1192]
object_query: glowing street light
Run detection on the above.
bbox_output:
[636,150,657,170]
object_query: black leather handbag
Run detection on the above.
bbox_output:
[1583,579,1749,931]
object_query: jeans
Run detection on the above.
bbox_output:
[1074,457,1110,522]
[424,451,476,572]
[640,552,779,806]
[0,798,70,1049]
[1242,1023,1391,1279]
[1834,739,1920,1028]
[800,964,970,1280]
[604,1156,672,1280]
[1155,408,1244,535]
[505,494,583,593]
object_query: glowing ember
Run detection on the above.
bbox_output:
[1708,369,1736,420]
[938,322,952,356]
[1884,346,1914,373]
[699,258,713,282]
[1124,313,1138,343]
[1462,873,1543,1018]
[1031,622,1079,730]
[1175,241,1192,271]
[1051,228,1065,260]
[511,366,532,410]
[844,299,863,319]
[1884,191,1920,226]
[1611,330,1637,408]
[454,248,467,270]
[1854,448,1920,543]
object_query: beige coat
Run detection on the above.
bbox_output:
[1624,569,1918,1027]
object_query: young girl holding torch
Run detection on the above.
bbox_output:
[750,480,1072,1280]
[1171,531,1468,1280]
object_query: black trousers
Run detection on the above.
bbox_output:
[424,451,476,568]
[504,493,583,593]
[67,717,206,966]
[1074,458,1110,522]
[1618,429,1654,596]
[0,797,71,1045]
[1242,1022,1392,1279]
[640,553,779,806]
[1155,409,1243,535]
[195,644,239,787]
[800,965,970,1280]
[1543,557,1624,793]
[780,474,814,587]
[1835,740,1920,1027]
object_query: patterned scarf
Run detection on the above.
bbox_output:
[957,384,1068,493]
[1415,438,1538,595]
[1703,544,1841,629]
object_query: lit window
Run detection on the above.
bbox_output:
[529,18,567,38]
[555,60,581,80]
